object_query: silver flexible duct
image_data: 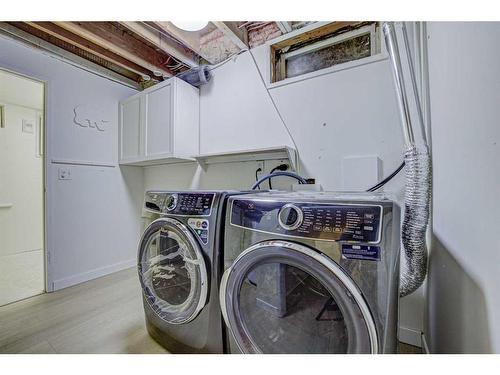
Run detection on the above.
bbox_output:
[383,22,432,297]
[400,144,431,296]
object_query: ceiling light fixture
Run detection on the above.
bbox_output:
[171,21,208,32]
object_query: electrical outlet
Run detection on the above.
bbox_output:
[58,167,72,180]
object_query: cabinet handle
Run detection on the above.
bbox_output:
[0,105,5,128]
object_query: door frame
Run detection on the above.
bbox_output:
[0,66,48,294]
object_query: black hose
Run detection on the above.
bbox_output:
[252,171,307,190]
[366,161,405,192]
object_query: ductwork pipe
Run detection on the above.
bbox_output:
[383,22,432,297]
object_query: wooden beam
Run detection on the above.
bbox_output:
[25,22,154,79]
[0,22,140,89]
[119,22,198,68]
[212,22,248,50]
[276,22,293,34]
[272,22,364,50]
[54,22,173,77]
[152,22,216,64]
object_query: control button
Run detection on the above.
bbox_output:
[334,228,342,233]
[364,226,374,231]
[165,194,178,211]
[364,213,375,219]
[313,225,322,232]
[278,204,303,231]
[201,221,208,229]
[322,226,332,232]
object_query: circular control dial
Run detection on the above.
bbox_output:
[164,194,178,212]
[278,204,304,231]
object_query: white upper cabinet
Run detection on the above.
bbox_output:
[119,77,199,166]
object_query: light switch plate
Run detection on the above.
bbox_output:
[58,167,72,180]
[22,119,34,134]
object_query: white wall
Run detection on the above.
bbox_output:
[199,52,294,154]
[143,40,423,345]
[426,22,500,353]
[0,71,44,305]
[0,34,143,291]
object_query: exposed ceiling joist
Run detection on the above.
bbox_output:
[276,22,293,34]
[152,22,216,64]
[118,22,199,68]
[212,22,248,50]
[24,22,153,79]
[54,22,173,77]
[0,22,140,89]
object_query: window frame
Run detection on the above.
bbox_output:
[270,22,381,85]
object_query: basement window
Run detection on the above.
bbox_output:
[271,23,379,83]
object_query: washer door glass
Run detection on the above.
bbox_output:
[220,240,377,353]
[138,218,208,324]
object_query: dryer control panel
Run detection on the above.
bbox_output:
[230,199,383,243]
[145,192,215,216]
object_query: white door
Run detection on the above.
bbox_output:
[0,69,45,306]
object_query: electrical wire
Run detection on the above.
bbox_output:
[255,167,262,190]
[252,171,307,190]
[268,163,289,189]
[366,161,405,192]
[206,49,248,71]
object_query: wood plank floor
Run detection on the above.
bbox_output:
[0,267,421,354]
[0,267,167,354]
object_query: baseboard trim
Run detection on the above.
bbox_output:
[52,258,136,291]
[399,326,423,348]
[421,333,430,354]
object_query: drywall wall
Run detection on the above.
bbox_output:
[143,39,424,345]
[426,22,500,352]
[0,34,142,291]
[0,72,44,304]
[199,51,294,154]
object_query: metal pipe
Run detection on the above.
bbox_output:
[401,23,428,146]
[382,22,431,297]
[382,22,415,147]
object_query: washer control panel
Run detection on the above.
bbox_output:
[145,192,215,216]
[231,199,383,243]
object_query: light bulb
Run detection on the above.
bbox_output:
[171,21,208,32]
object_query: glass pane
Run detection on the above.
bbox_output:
[238,262,348,353]
[140,224,202,322]
[285,33,371,79]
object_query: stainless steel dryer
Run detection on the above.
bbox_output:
[138,190,234,353]
[220,191,401,354]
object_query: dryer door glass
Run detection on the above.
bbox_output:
[139,218,208,324]
[220,241,377,353]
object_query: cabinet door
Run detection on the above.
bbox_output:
[145,84,173,157]
[120,97,142,159]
